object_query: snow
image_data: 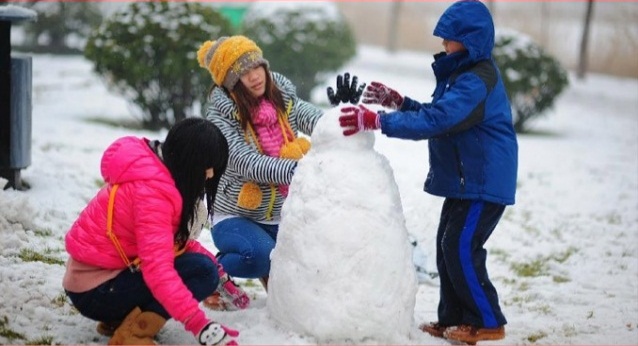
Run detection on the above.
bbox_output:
[245,1,341,24]
[0,44,637,345]
[243,1,342,46]
[268,109,417,343]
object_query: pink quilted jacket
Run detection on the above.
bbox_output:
[65,136,213,336]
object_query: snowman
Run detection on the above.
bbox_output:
[267,106,418,343]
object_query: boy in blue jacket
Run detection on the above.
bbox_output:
[339,0,517,343]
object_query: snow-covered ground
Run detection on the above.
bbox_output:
[0,45,637,344]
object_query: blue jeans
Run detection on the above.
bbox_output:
[66,252,218,323]
[211,217,278,279]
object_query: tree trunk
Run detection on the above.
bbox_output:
[540,2,549,48]
[387,0,401,53]
[577,0,595,79]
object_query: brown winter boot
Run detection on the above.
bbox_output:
[259,276,269,292]
[419,321,450,339]
[443,324,505,345]
[108,307,166,345]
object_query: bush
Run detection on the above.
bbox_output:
[241,2,357,101]
[84,2,233,130]
[6,1,102,54]
[493,29,569,133]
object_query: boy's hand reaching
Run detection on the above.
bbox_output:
[339,105,380,136]
[362,81,404,110]
[327,72,366,106]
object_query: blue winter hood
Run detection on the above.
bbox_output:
[433,0,494,61]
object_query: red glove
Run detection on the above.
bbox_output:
[362,81,404,110]
[339,105,380,136]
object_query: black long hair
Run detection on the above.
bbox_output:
[161,117,229,247]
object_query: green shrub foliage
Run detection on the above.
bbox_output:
[6,1,102,54]
[242,3,356,101]
[84,2,233,130]
[493,29,569,133]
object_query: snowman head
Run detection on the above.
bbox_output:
[313,108,375,153]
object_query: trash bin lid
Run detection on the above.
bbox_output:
[0,5,37,23]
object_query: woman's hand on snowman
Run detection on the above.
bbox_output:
[327,72,366,106]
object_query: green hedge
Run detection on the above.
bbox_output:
[493,29,569,133]
[241,3,356,101]
[84,2,233,129]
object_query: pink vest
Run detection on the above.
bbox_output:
[252,99,291,196]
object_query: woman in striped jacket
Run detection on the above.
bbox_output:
[196,35,329,302]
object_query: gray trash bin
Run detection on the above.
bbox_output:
[0,6,36,190]
[0,57,32,190]
[9,55,32,169]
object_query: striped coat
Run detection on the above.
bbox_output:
[205,72,323,222]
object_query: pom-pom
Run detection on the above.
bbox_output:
[197,40,214,69]
[237,182,262,210]
[280,138,311,160]
[296,137,311,154]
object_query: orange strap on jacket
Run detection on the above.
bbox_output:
[106,184,186,272]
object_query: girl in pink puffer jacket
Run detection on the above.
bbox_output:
[63,118,247,346]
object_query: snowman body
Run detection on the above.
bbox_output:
[267,108,418,343]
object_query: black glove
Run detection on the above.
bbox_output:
[327,72,366,106]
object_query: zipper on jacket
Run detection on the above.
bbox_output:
[454,146,466,193]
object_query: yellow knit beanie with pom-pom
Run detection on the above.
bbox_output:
[197,35,269,91]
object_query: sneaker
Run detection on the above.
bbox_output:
[203,285,244,311]
[419,321,449,338]
[443,325,505,344]
[203,291,231,311]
